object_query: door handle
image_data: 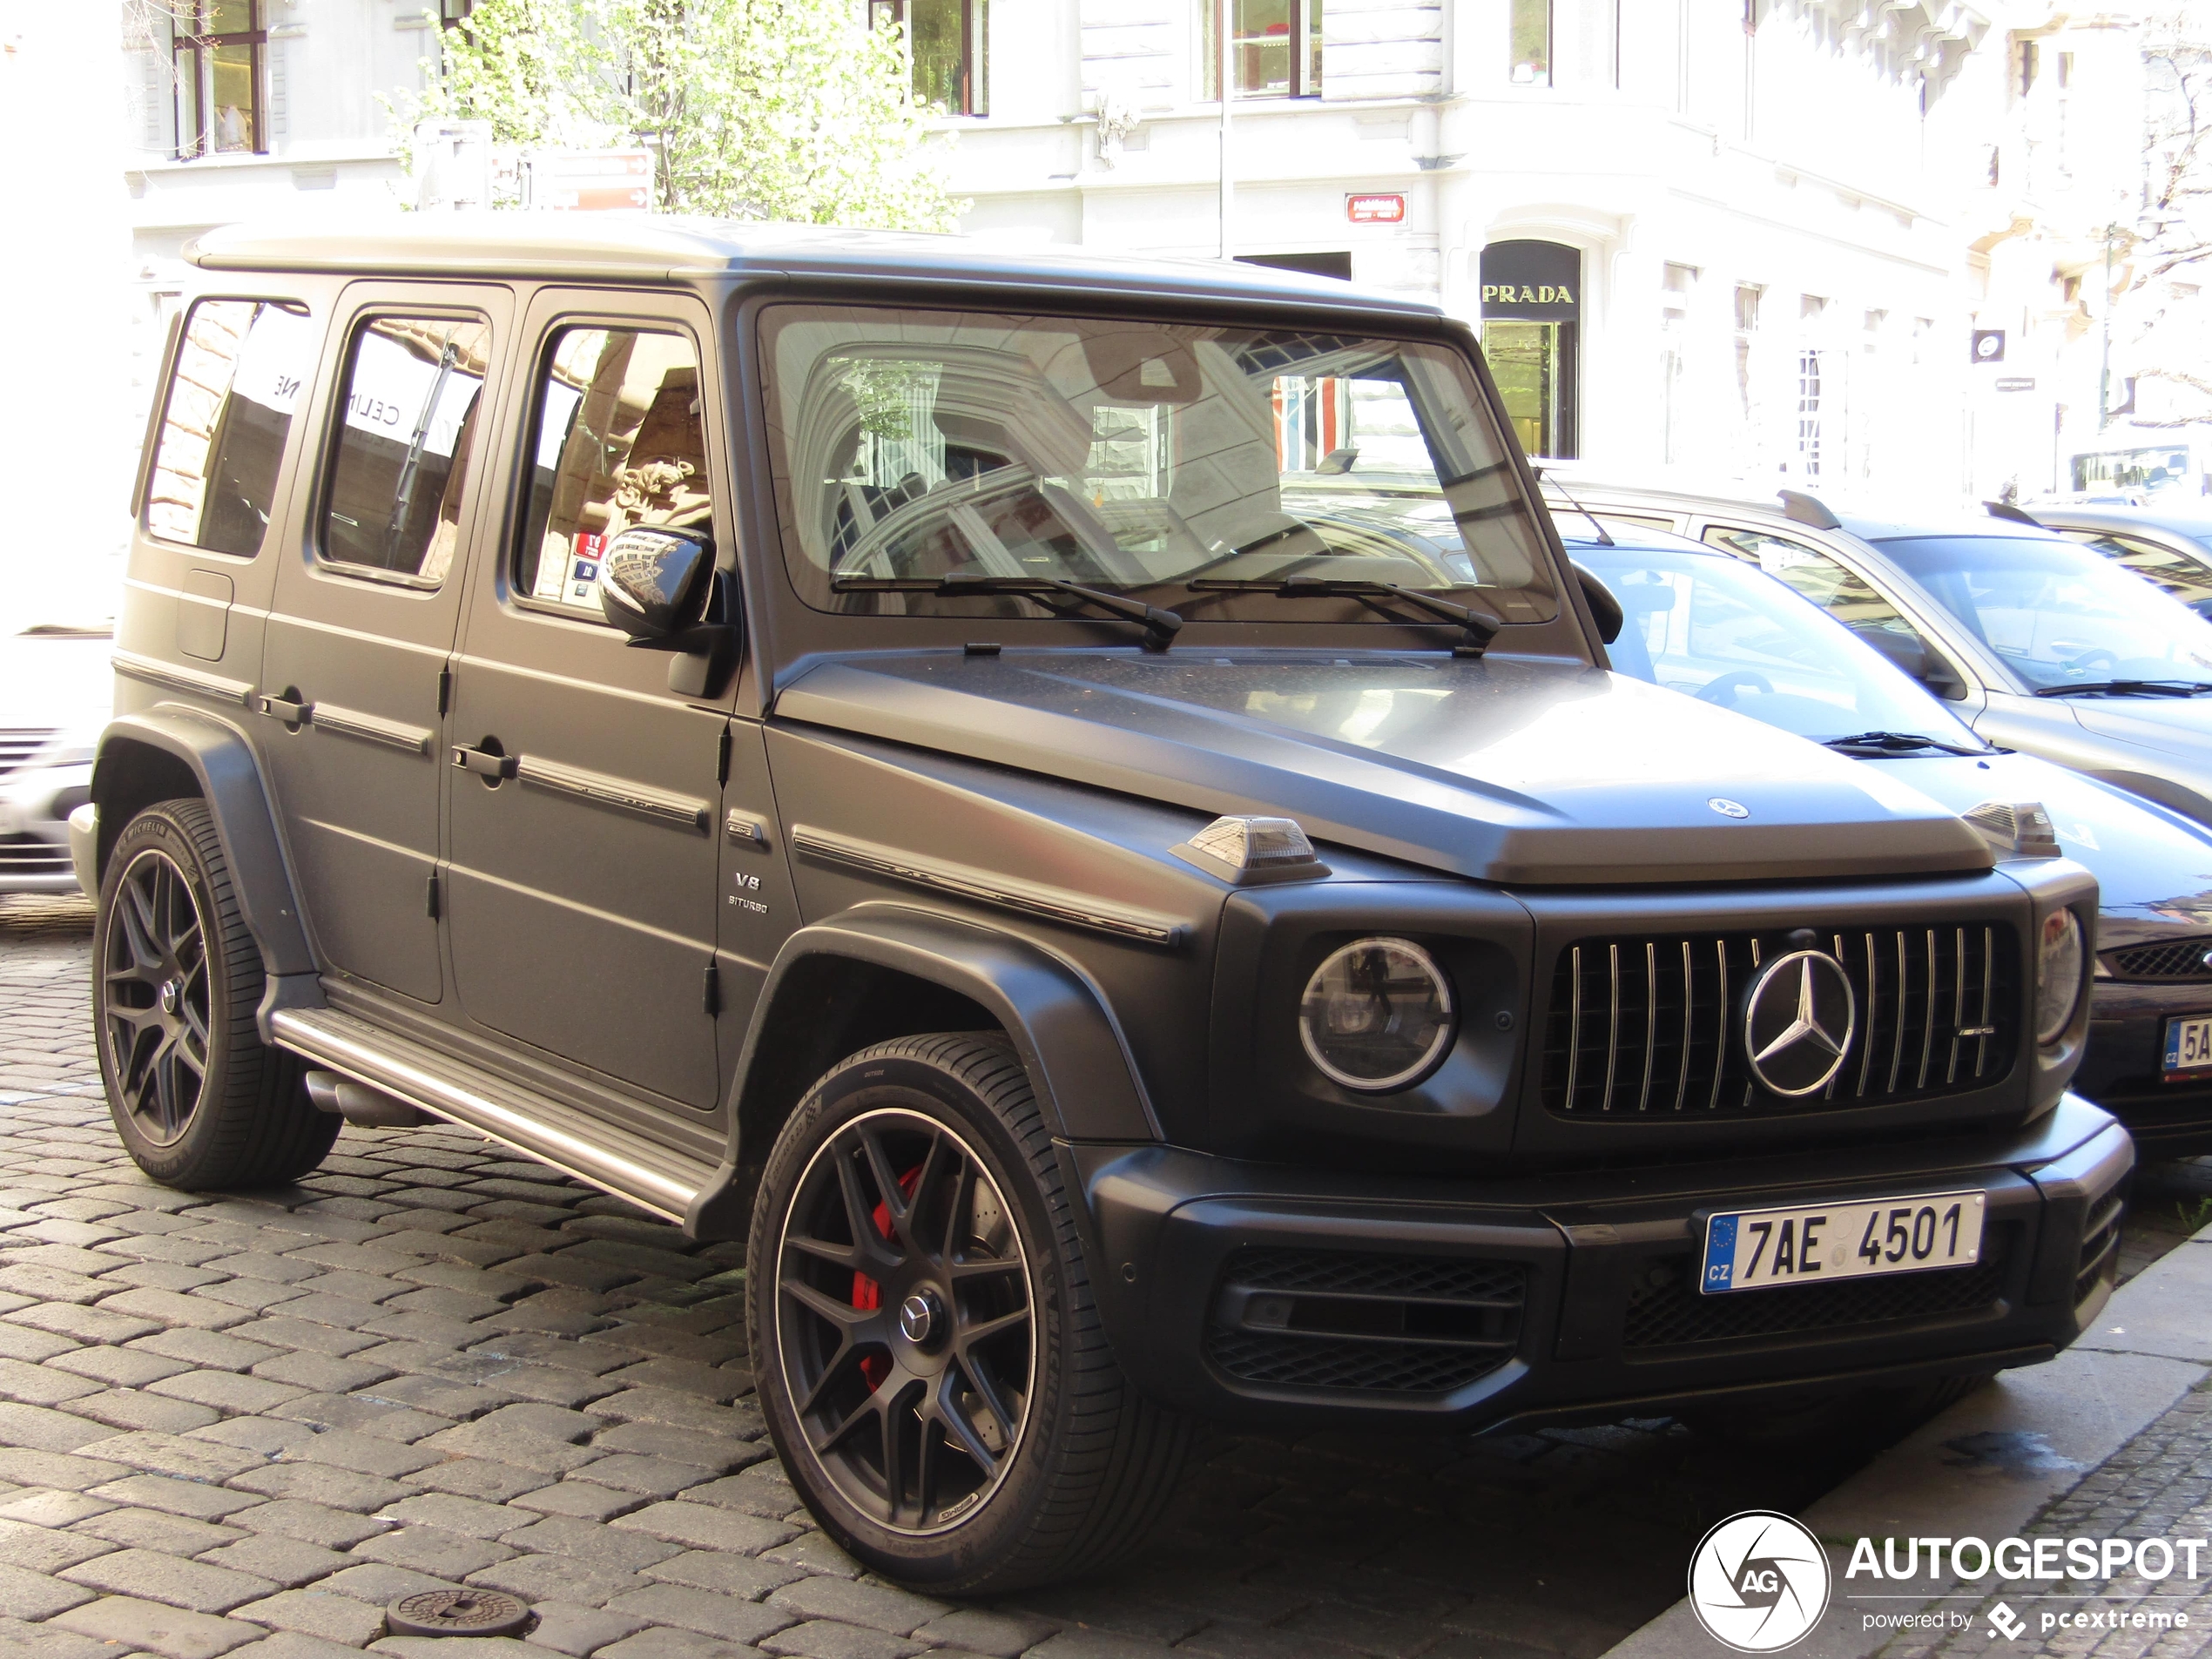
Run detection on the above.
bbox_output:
[450,744,517,780]
[258,693,311,729]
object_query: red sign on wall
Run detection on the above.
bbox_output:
[1345,193,1407,225]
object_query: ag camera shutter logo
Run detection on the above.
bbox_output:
[1689,1511,1831,1652]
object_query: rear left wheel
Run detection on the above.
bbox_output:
[93,799,336,1189]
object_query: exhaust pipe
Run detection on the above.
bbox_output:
[303,1070,430,1130]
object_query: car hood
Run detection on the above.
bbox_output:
[774,652,1993,886]
[0,631,114,738]
[2066,692,2212,759]
[1876,751,2212,945]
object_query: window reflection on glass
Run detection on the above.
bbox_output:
[1201,0,1322,98]
[147,299,313,557]
[1700,524,1930,666]
[762,307,1558,628]
[322,316,491,585]
[869,0,988,114]
[170,1,264,158]
[518,328,714,618]
[1510,0,1551,84]
[2056,529,2212,618]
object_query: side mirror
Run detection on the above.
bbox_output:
[1572,562,1625,644]
[598,525,713,644]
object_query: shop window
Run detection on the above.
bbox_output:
[321,314,492,586]
[518,327,714,620]
[146,298,314,556]
[1202,0,1323,99]
[169,2,266,158]
[1511,0,1551,85]
[1480,240,1580,458]
[871,0,988,115]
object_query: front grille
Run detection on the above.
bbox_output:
[2101,938,2212,981]
[0,836,71,876]
[1541,924,2017,1116]
[1623,1231,2013,1350]
[0,730,55,778]
[2075,1189,2125,1306]
[1205,1248,1527,1395]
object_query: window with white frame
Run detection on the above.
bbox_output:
[169,1,266,158]
[870,0,988,115]
[1201,0,1323,99]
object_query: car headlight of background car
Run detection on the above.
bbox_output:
[1298,937,1457,1092]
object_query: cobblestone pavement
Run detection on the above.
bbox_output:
[1879,1382,2212,1659]
[0,893,2181,1659]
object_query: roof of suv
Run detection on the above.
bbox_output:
[185,215,1439,316]
[1540,474,2061,547]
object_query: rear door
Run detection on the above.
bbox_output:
[443,289,734,1111]
[260,287,509,1004]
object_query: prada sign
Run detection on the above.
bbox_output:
[1480,239,1581,320]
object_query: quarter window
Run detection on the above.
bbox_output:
[517,327,714,620]
[169,1,266,158]
[320,314,492,585]
[146,298,314,557]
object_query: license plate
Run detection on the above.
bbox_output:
[2164,1015,2212,1077]
[1700,1190,1986,1294]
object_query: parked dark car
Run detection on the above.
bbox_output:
[78,219,2124,1594]
[1571,522,2212,1156]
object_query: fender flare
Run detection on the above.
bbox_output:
[91,708,324,1034]
[687,905,1159,1236]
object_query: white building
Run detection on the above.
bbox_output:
[115,0,2161,502]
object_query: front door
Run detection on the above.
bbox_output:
[261,287,509,1004]
[444,292,732,1109]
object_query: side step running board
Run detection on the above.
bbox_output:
[268,1007,712,1225]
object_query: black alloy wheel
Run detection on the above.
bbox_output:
[93,799,336,1190]
[101,843,211,1146]
[775,1106,1035,1534]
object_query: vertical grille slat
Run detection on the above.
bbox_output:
[1541,921,2017,1118]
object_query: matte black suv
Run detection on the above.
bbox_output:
[79,219,2128,1595]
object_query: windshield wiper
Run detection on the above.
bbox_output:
[2033,679,2212,698]
[830,573,1183,652]
[1188,576,1502,657]
[1820,730,1992,757]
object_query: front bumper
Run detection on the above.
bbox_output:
[0,763,91,894]
[2078,978,2212,1155]
[1072,1093,2131,1431]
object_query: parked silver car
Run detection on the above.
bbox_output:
[1568,522,2212,1155]
[0,617,111,894]
[2018,502,2212,620]
[1546,479,2212,830]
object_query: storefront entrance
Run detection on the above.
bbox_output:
[1480,241,1581,459]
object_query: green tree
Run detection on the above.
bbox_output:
[395,0,961,230]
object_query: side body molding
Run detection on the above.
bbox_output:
[686,905,1161,1238]
[91,709,325,1036]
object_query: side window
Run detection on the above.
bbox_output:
[320,314,491,585]
[517,327,713,618]
[1702,522,1960,692]
[146,298,314,556]
[2056,528,2212,614]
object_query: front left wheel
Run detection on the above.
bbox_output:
[93,799,337,1189]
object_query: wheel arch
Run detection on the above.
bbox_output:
[90,711,322,1030]
[687,905,1159,1240]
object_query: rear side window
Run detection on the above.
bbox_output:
[146,298,314,556]
[320,314,492,585]
[516,327,713,618]
[2054,528,2212,615]
[1700,523,1927,653]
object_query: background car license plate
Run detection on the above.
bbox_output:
[2164,1015,2212,1077]
[1701,1190,1985,1294]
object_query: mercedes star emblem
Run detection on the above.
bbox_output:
[1742,949,1858,1097]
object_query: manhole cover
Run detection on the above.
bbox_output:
[386,1589,531,1638]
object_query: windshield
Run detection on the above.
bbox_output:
[1877,534,2212,691]
[761,306,1557,628]
[1575,540,1984,746]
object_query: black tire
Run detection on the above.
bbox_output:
[93,799,337,1190]
[747,1033,1190,1595]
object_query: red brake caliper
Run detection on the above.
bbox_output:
[853,1166,922,1391]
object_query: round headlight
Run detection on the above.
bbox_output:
[2035,907,2086,1045]
[1298,937,1455,1092]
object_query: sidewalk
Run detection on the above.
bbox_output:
[1604,1212,2212,1659]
